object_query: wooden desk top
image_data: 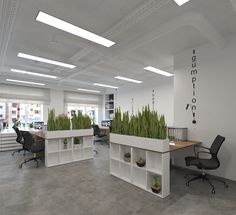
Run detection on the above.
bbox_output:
[30,131,46,139]
[168,140,201,152]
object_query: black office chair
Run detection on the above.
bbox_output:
[185,135,228,194]
[19,131,45,168]
[11,126,28,156]
[93,125,108,143]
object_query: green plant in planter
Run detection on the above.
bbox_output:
[136,157,146,167]
[112,106,167,140]
[55,114,70,131]
[47,109,56,131]
[151,175,161,194]
[71,111,91,129]
[47,109,70,131]
[74,137,83,147]
[124,152,131,162]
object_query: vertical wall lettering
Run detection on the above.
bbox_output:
[186,49,197,124]
[131,98,134,116]
[152,89,155,111]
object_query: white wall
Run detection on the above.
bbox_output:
[115,80,174,126]
[173,35,236,181]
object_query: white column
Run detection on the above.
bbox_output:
[50,89,65,116]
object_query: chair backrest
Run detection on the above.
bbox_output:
[93,125,100,136]
[22,131,34,151]
[210,135,225,155]
[12,125,23,144]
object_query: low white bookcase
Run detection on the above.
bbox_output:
[110,133,170,198]
[45,129,93,167]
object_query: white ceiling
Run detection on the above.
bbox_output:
[1,0,236,93]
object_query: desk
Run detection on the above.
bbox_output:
[168,140,200,152]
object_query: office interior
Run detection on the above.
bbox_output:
[0,0,236,214]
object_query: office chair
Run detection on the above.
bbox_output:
[93,125,108,144]
[19,131,45,168]
[185,135,228,194]
[11,126,28,156]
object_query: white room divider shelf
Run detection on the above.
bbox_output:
[110,133,170,198]
[45,129,93,167]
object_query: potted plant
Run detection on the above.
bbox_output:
[136,157,146,167]
[151,175,161,194]
[123,152,131,162]
[29,122,34,129]
[74,137,83,148]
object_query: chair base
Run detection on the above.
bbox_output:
[186,172,229,194]
[19,157,41,168]
[12,148,28,156]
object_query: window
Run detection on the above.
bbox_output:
[0,101,44,130]
[67,104,98,124]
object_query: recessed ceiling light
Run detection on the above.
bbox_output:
[36,11,115,48]
[114,76,142,84]
[93,83,118,89]
[6,79,45,86]
[17,53,76,69]
[11,69,58,79]
[174,0,190,6]
[144,66,174,77]
[77,88,101,93]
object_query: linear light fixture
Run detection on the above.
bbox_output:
[11,69,58,79]
[18,53,76,69]
[6,79,45,86]
[174,0,190,6]
[77,88,101,93]
[93,83,118,89]
[36,11,115,48]
[114,76,142,84]
[144,66,174,77]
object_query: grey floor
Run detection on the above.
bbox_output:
[0,144,236,215]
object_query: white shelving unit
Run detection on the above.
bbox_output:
[110,134,170,198]
[105,93,114,120]
[45,129,93,167]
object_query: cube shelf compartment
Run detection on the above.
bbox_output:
[109,141,170,198]
[147,172,162,197]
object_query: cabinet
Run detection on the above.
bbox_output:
[45,129,93,167]
[105,93,114,120]
[110,134,170,198]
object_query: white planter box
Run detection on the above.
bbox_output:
[45,129,93,139]
[110,133,169,153]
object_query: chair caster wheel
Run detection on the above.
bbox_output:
[212,190,215,194]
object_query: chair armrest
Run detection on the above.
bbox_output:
[197,151,212,158]
[194,145,210,156]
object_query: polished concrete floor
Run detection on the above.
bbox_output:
[0,144,236,215]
